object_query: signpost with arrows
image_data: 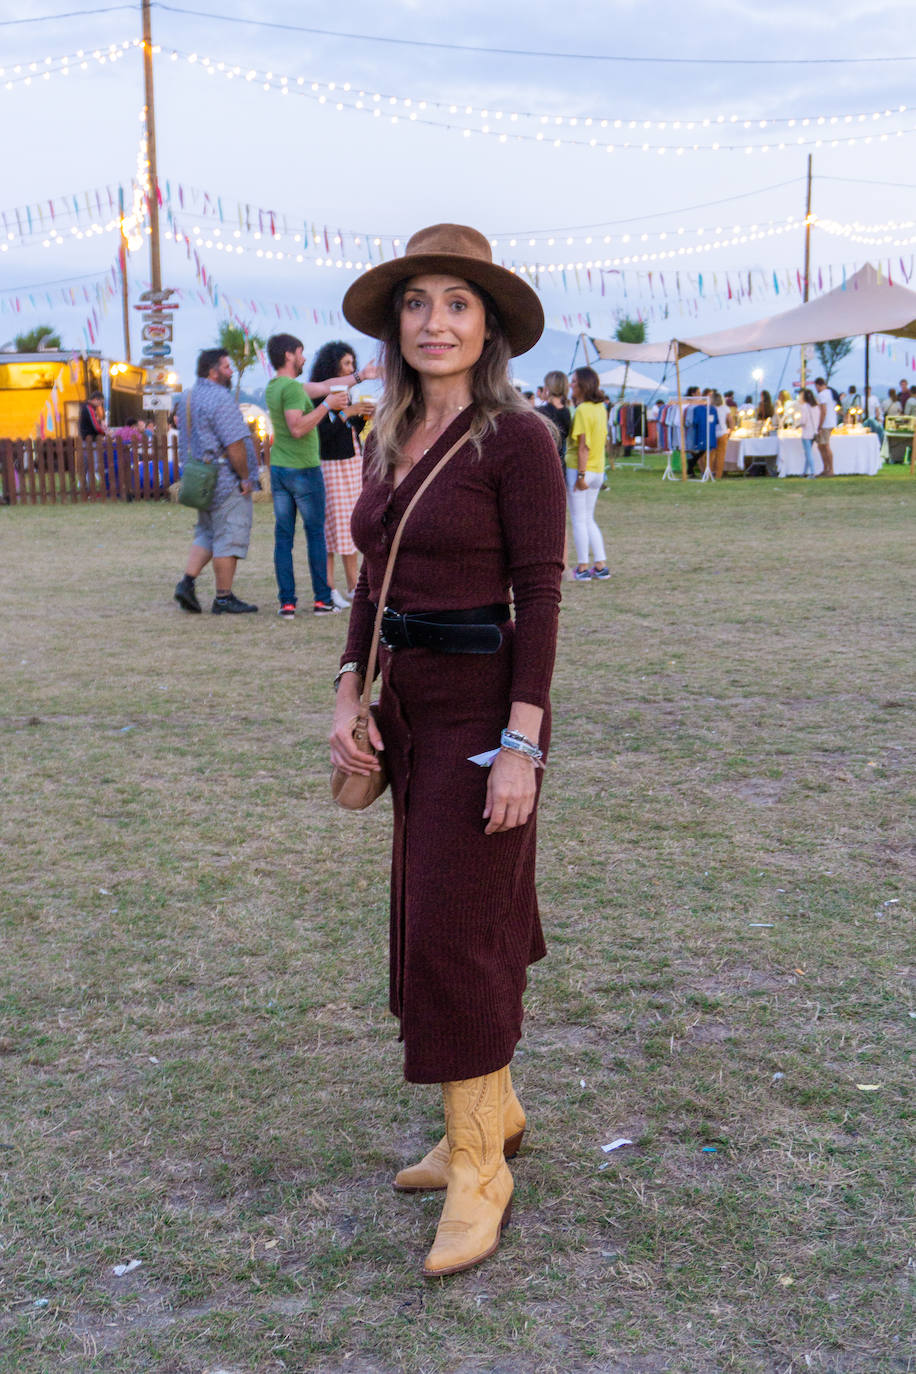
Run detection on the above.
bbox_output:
[141,0,177,437]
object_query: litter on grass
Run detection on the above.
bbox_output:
[602,1138,634,1153]
[748,922,774,928]
[112,1260,142,1277]
[702,1146,718,1154]
[856,1084,882,1091]
[772,1072,785,1081]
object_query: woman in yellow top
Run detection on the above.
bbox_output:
[565,367,609,581]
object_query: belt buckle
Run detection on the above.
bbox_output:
[380,605,400,650]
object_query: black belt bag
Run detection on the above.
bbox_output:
[380,603,509,654]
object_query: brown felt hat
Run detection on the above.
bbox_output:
[342,223,544,357]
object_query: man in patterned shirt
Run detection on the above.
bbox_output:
[173,348,261,614]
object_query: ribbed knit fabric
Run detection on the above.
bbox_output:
[341,408,566,1084]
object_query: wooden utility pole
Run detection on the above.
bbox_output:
[800,154,813,390]
[141,0,170,441]
[142,0,162,302]
[117,185,131,362]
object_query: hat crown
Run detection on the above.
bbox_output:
[403,223,493,267]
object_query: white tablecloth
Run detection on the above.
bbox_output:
[724,437,778,472]
[777,432,882,477]
[725,433,881,476]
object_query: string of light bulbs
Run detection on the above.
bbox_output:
[169,50,915,154]
[3,41,915,155]
[812,216,916,248]
[0,40,139,88]
[163,211,802,274]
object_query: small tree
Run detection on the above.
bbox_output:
[14,325,62,352]
[614,316,646,399]
[814,337,854,384]
[217,320,267,399]
[615,316,646,346]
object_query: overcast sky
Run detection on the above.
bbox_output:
[2,0,915,393]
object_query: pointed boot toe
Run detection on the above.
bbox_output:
[422,1166,513,1278]
[393,1135,450,1192]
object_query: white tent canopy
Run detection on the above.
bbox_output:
[587,338,698,364]
[598,364,669,392]
[686,264,916,357]
[585,264,916,365]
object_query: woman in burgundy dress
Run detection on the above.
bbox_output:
[329,224,565,1277]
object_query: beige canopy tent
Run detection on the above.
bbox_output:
[686,263,916,356]
[585,337,698,365]
[588,264,916,362]
[584,263,916,478]
[583,337,700,480]
[597,364,669,393]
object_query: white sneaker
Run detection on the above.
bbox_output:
[330,588,351,611]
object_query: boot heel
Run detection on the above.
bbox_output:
[500,1197,512,1232]
[503,1129,524,1160]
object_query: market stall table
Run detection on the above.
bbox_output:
[777,431,882,477]
[724,431,882,477]
[724,435,778,472]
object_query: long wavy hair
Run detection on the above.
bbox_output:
[309,340,357,384]
[368,280,541,477]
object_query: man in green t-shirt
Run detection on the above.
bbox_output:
[265,333,348,616]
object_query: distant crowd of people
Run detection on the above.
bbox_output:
[172,337,378,616]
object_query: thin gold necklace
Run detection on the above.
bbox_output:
[421,404,465,456]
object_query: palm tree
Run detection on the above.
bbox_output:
[217,321,267,399]
[14,326,62,352]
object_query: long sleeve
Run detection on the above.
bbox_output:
[495,416,566,708]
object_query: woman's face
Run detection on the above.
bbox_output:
[339,353,356,376]
[398,274,487,384]
[570,375,582,404]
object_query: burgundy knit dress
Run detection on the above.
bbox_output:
[341,408,566,1083]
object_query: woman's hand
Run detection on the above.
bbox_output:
[329,688,384,775]
[483,748,537,834]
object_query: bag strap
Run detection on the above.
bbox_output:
[357,430,469,721]
[184,393,196,462]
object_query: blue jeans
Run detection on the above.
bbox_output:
[801,437,816,476]
[270,465,331,606]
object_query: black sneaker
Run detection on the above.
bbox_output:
[174,575,201,613]
[313,600,341,615]
[212,593,258,614]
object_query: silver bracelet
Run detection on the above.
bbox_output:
[333,661,365,693]
[500,728,544,766]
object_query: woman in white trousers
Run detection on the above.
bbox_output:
[564,367,609,581]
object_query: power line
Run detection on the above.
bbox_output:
[500,180,805,236]
[153,4,916,64]
[817,175,916,190]
[0,268,113,292]
[0,6,134,25]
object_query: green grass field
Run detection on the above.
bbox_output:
[1,462,914,1374]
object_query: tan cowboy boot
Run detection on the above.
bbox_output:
[422,1069,514,1278]
[393,1065,525,1192]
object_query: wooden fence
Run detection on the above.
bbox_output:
[0,435,272,507]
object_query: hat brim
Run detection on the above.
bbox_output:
[342,253,544,357]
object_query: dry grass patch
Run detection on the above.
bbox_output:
[1,468,914,1374]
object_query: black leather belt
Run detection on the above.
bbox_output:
[379,603,509,654]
